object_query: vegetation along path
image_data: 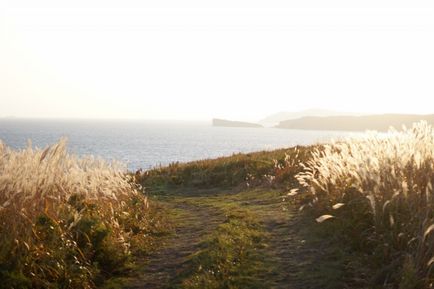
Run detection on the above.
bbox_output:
[117,148,357,289]
[121,187,348,289]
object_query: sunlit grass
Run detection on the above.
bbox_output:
[138,146,311,192]
[173,208,268,289]
[0,139,155,288]
[6,122,434,288]
[295,121,434,288]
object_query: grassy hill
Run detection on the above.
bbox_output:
[134,122,434,288]
[4,122,434,288]
[131,145,354,289]
[138,146,310,191]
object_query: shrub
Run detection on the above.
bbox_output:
[0,139,150,288]
[295,121,434,287]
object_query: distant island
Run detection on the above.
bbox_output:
[259,109,362,127]
[212,118,263,128]
[276,114,434,131]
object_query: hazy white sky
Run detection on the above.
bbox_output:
[1,0,433,121]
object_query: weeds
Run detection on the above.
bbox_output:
[295,121,434,288]
[0,139,154,288]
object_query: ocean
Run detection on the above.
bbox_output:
[0,119,352,171]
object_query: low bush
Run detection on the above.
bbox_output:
[0,139,152,288]
[295,122,434,288]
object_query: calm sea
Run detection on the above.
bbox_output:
[0,119,352,171]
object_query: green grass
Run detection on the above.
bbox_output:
[173,208,269,289]
[127,145,360,288]
[133,144,384,289]
[130,125,434,289]
[137,146,313,192]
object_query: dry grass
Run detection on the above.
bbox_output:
[0,139,152,288]
[295,121,434,288]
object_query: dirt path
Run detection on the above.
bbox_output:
[124,200,225,289]
[123,189,346,289]
[264,211,333,289]
[259,204,351,288]
[230,191,323,288]
[248,193,348,289]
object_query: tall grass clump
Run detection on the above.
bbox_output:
[0,139,151,288]
[295,121,434,288]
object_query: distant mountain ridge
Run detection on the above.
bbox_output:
[212,118,262,128]
[259,109,361,126]
[276,114,434,132]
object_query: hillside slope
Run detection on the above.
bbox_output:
[127,145,356,288]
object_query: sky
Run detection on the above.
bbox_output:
[1,0,433,121]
